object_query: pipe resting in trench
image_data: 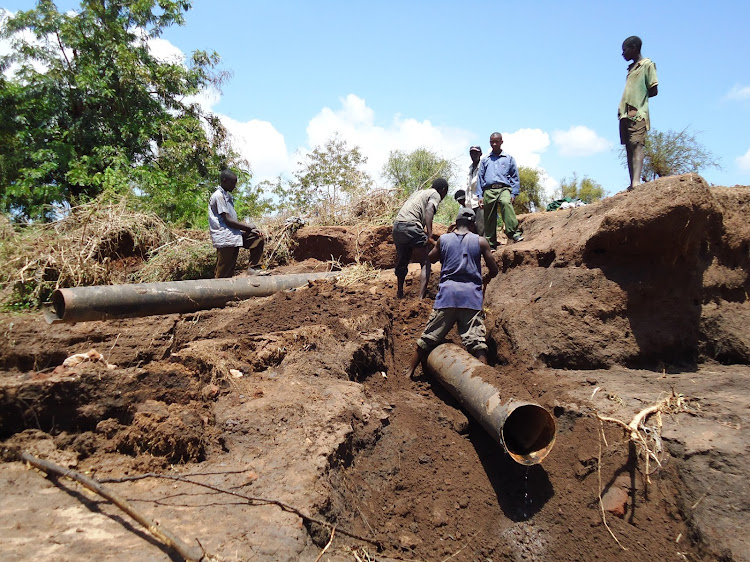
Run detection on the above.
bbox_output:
[45,272,338,324]
[426,344,556,465]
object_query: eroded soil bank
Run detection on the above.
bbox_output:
[1,176,749,561]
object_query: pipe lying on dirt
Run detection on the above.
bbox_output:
[45,272,338,324]
[426,344,556,465]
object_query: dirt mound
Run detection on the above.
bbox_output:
[485,174,749,368]
[293,223,448,268]
[0,175,749,561]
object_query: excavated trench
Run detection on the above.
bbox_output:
[0,275,727,561]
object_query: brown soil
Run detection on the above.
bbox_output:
[1,174,749,561]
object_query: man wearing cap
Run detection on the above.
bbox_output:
[449,190,478,234]
[392,177,450,299]
[405,207,499,377]
[619,35,658,191]
[477,133,523,249]
[466,146,485,236]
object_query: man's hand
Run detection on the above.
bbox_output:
[478,197,484,208]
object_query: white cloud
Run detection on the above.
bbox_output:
[737,148,750,172]
[501,128,550,168]
[305,94,471,184]
[147,36,185,64]
[552,125,611,157]
[725,85,750,101]
[220,115,290,181]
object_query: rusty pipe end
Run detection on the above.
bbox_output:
[502,404,557,465]
[43,290,68,324]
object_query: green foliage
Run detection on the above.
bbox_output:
[0,0,246,224]
[640,127,721,181]
[382,148,455,198]
[514,166,547,214]
[557,173,605,203]
[435,195,459,226]
[274,135,372,223]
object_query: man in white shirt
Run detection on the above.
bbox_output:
[208,169,265,278]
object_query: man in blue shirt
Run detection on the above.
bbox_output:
[405,208,499,377]
[477,132,523,249]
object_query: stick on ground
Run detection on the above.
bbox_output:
[16,451,205,562]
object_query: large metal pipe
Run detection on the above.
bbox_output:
[426,344,556,465]
[45,272,338,324]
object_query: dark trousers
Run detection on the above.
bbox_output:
[214,233,264,278]
[392,222,428,280]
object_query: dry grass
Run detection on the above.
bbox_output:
[256,215,304,269]
[345,188,400,226]
[134,234,215,283]
[0,214,14,241]
[329,259,381,288]
[1,199,171,307]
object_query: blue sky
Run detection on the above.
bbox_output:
[3,0,750,199]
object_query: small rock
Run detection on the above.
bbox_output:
[601,485,629,518]
[399,533,421,549]
[201,384,220,399]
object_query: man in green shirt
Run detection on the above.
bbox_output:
[618,35,658,191]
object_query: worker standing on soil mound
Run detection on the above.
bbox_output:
[466,145,485,236]
[618,35,658,191]
[208,169,266,278]
[406,207,499,377]
[477,133,523,248]
[392,177,450,299]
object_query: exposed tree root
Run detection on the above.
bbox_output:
[594,390,691,549]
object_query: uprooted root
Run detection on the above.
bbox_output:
[598,389,692,482]
[595,390,693,549]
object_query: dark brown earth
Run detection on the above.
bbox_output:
[0,174,748,561]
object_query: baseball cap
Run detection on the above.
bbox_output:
[454,189,466,201]
[469,146,482,153]
[456,208,476,222]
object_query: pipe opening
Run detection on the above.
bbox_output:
[51,290,66,322]
[502,404,557,465]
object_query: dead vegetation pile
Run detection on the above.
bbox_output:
[0,186,412,309]
[0,200,170,307]
[347,188,400,226]
[133,233,215,283]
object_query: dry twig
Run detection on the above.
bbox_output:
[16,451,205,561]
[101,472,379,545]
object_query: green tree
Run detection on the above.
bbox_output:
[558,173,604,203]
[0,0,245,224]
[382,148,454,198]
[514,166,547,214]
[279,135,371,222]
[639,127,721,181]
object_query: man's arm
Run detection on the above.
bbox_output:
[479,236,499,289]
[477,159,487,207]
[428,239,441,263]
[424,203,437,245]
[221,213,260,235]
[508,157,521,200]
[648,85,658,97]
